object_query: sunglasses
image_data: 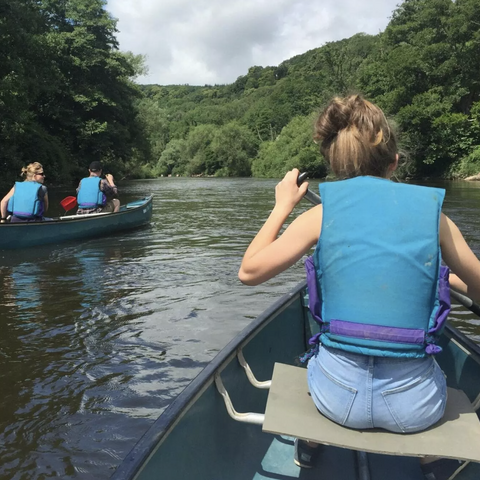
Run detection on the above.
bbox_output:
[36,172,45,176]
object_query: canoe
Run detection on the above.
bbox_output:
[0,195,153,249]
[111,281,480,480]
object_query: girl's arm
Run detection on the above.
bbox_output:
[0,187,14,219]
[440,213,480,300]
[239,169,322,286]
[43,192,49,213]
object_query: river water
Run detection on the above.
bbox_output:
[0,177,480,479]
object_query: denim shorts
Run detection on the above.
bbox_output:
[307,345,447,433]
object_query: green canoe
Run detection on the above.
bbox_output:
[0,195,153,249]
[111,282,480,480]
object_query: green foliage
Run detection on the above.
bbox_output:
[356,0,480,178]
[154,122,258,177]
[136,98,170,161]
[252,115,327,178]
[209,122,258,177]
[0,0,149,187]
[4,0,480,182]
[156,139,188,176]
[456,147,480,177]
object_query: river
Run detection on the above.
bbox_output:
[0,177,479,479]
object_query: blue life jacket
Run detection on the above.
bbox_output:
[305,176,450,359]
[7,181,43,218]
[77,177,105,209]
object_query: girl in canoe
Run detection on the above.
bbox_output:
[239,95,480,479]
[0,162,49,223]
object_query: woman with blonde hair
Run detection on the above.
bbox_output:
[239,95,480,479]
[0,162,49,223]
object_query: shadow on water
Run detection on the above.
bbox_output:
[0,177,479,479]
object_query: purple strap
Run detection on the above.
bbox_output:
[425,265,450,354]
[13,211,35,218]
[428,265,451,336]
[305,256,322,324]
[330,320,425,344]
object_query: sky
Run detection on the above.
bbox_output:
[106,0,403,86]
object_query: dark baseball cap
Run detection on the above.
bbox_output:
[89,161,103,172]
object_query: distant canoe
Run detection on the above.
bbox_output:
[0,195,153,249]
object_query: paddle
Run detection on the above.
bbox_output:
[296,172,480,318]
[450,290,480,317]
[60,196,77,214]
[296,171,321,204]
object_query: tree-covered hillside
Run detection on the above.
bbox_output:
[2,0,480,184]
[138,0,480,179]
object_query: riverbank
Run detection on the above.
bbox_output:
[465,173,480,181]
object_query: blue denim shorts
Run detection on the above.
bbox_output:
[307,345,447,433]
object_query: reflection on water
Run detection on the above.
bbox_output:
[0,178,480,479]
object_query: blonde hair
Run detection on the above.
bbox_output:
[21,162,44,181]
[314,95,397,179]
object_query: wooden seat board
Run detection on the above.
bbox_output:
[263,363,480,462]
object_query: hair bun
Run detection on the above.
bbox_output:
[314,97,354,143]
[328,98,352,132]
[313,95,397,179]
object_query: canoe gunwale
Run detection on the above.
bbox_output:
[0,195,153,250]
[445,323,480,363]
[110,281,480,480]
[110,281,306,480]
[0,195,153,227]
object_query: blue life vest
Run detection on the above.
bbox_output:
[77,177,105,209]
[306,176,450,359]
[7,181,43,218]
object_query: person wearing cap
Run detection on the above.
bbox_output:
[76,161,120,215]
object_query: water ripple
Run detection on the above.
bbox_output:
[1,178,479,479]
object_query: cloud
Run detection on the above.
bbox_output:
[107,0,402,85]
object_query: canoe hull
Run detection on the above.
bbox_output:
[111,282,480,480]
[0,196,153,249]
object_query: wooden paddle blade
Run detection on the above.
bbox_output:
[60,196,77,211]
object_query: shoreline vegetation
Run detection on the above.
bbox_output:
[2,0,480,189]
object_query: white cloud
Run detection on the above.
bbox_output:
[106,0,402,85]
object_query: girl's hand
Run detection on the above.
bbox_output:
[275,169,309,213]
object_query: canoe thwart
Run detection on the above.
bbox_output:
[59,212,111,220]
[263,363,480,463]
[356,451,371,480]
[214,373,265,425]
[237,349,271,390]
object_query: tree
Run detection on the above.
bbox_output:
[156,139,188,176]
[210,122,258,176]
[0,0,54,183]
[0,0,150,187]
[252,115,327,178]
